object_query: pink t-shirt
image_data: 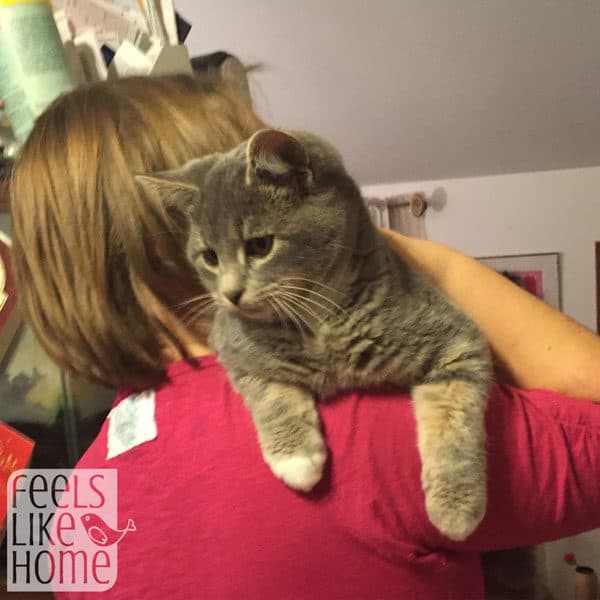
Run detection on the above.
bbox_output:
[56,355,600,600]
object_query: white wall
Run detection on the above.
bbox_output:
[178,0,600,184]
[363,166,600,330]
[364,166,600,600]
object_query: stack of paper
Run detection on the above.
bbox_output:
[55,0,193,83]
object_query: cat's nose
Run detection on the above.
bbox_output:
[224,289,244,306]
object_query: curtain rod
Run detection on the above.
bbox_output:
[366,193,428,217]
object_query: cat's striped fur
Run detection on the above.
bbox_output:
[137,129,491,541]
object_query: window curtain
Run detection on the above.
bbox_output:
[366,196,427,239]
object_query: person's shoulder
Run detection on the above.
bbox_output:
[319,388,414,434]
[317,389,439,545]
[76,355,229,470]
[151,354,229,409]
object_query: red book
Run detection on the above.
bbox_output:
[0,232,21,362]
[0,421,35,528]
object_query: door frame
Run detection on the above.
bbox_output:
[596,242,600,334]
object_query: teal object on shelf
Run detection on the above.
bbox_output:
[0,0,74,142]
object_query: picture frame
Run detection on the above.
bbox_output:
[477,252,561,310]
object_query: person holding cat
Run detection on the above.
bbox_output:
[10,74,600,600]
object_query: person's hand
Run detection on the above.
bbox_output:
[380,228,600,402]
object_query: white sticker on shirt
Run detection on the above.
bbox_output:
[107,390,157,459]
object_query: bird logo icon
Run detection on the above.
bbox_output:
[81,513,136,547]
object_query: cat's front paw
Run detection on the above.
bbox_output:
[424,480,486,542]
[265,450,327,492]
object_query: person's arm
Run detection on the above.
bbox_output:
[380,229,600,402]
[337,383,600,553]
[426,383,600,551]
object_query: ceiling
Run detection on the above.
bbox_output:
[180,0,600,185]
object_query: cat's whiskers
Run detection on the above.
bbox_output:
[252,288,302,333]
[172,293,215,310]
[277,291,323,325]
[280,277,345,298]
[181,299,213,318]
[269,294,307,334]
[267,295,297,333]
[323,242,351,250]
[279,283,346,309]
[277,290,332,322]
[181,301,216,326]
[273,292,313,333]
[263,295,285,325]
[272,300,292,333]
[278,285,347,318]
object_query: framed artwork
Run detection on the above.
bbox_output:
[477,252,561,310]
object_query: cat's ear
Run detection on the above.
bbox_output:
[246,129,313,191]
[135,174,198,215]
[135,158,211,214]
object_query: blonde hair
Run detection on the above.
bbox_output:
[10,74,265,389]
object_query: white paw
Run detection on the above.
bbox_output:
[266,451,326,492]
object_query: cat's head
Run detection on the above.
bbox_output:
[136,129,364,322]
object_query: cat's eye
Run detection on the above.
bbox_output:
[201,249,219,268]
[245,236,274,259]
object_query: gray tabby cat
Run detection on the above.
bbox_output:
[137,129,491,541]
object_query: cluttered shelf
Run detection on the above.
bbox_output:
[0,0,254,592]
